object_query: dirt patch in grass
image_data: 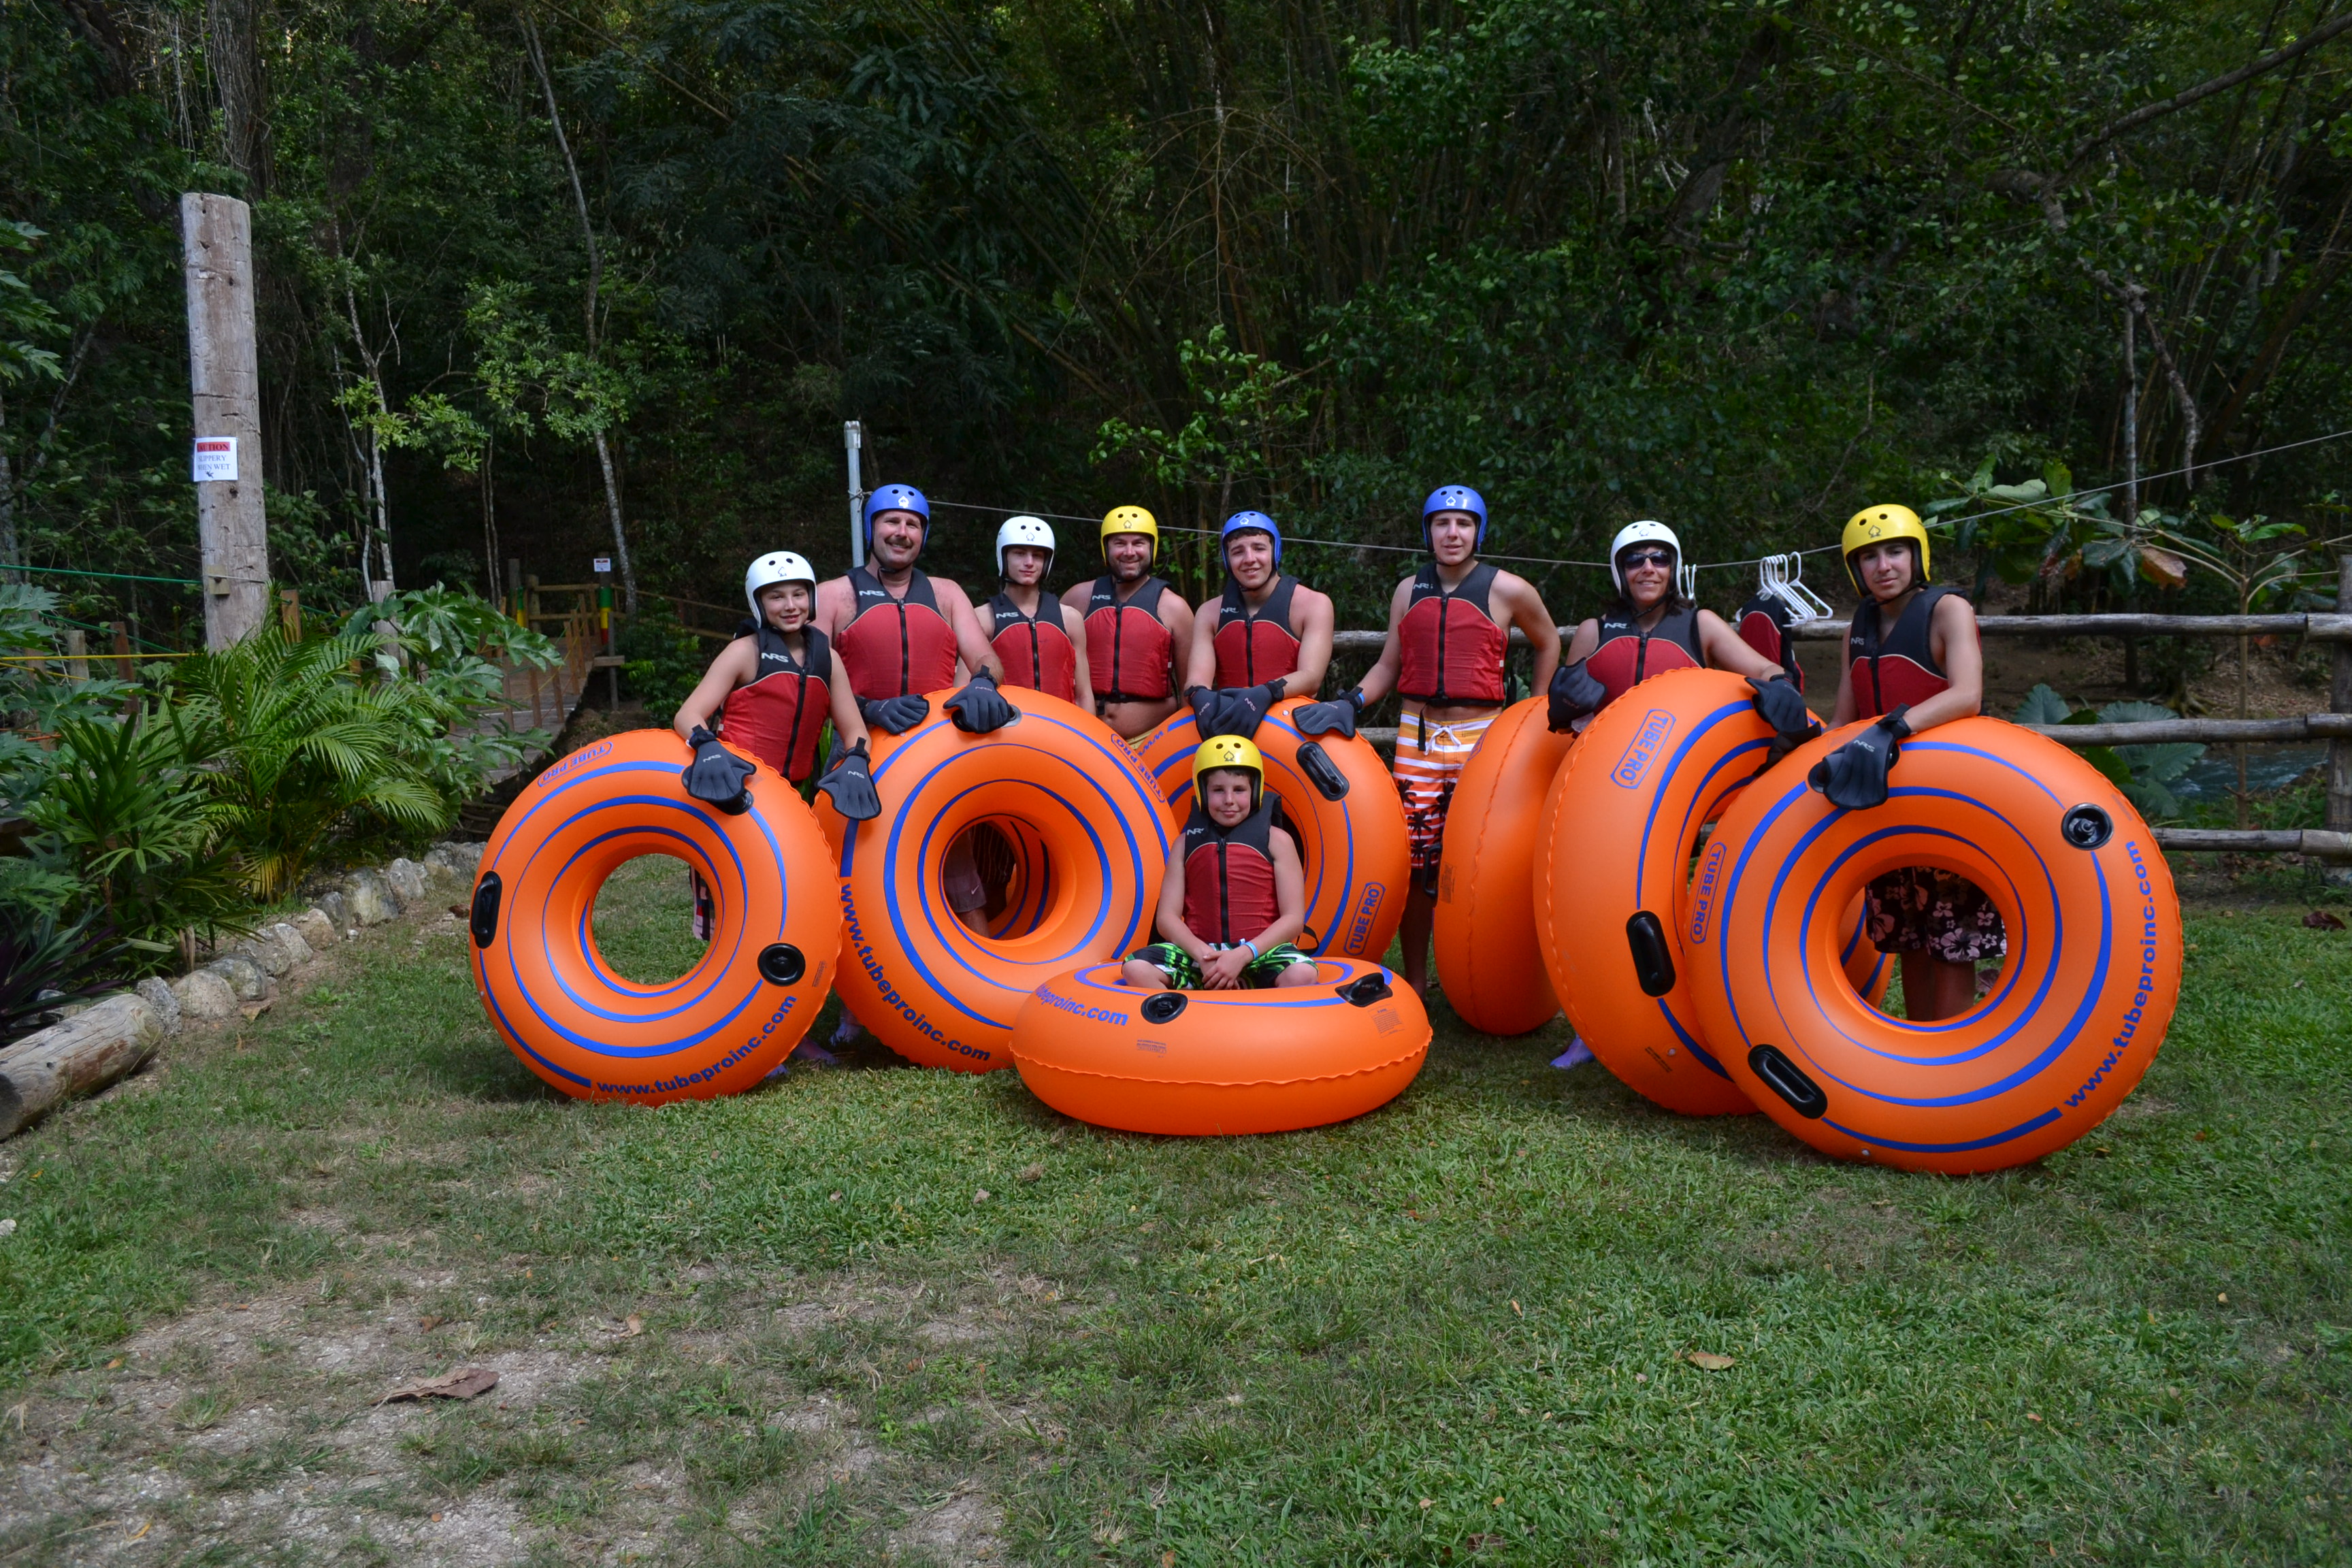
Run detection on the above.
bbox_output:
[0,1262,1039,1565]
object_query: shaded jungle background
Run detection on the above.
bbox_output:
[5,0,2350,637]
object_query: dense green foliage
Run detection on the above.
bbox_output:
[5,0,2349,629]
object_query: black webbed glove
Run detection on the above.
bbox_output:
[681,725,755,815]
[1809,706,1912,811]
[943,670,1015,734]
[1292,687,1365,740]
[1748,673,1822,766]
[859,693,930,734]
[1205,681,1286,739]
[1547,659,1608,732]
[815,738,881,821]
[1185,685,1226,735]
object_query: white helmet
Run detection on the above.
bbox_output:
[995,516,1056,578]
[1609,521,1682,595]
[745,551,817,615]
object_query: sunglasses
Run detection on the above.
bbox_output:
[1618,549,1674,569]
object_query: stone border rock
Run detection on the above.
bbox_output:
[0,841,485,1140]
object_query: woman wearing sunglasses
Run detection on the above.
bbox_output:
[1548,521,1810,736]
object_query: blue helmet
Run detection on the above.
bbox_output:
[863,483,931,542]
[1422,485,1488,550]
[1220,510,1282,567]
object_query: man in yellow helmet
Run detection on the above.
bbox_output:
[1817,503,1999,1022]
[1085,506,1194,740]
[1119,735,1317,991]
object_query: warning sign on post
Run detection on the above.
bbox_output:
[191,436,238,483]
[593,556,612,574]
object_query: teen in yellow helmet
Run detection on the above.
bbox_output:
[1820,501,1994,1024]
[1839,504,1930,591]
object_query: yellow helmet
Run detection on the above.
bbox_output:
[1841,504,1929,592]
[1192,734,1264,808]
[1100,505,1159,564]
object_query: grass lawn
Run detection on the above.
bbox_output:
[0,855,2346,1565]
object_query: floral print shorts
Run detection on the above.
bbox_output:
[1865,867,2007,964]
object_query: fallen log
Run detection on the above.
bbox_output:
[0,992,168,1141]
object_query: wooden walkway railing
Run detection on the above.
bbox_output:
[1337,559,2352,862]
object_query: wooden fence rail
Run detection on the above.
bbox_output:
[1330,612,2352,653]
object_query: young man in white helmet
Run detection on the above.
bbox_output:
[985,517,1093,708]
[1086,505,1194,740]
[1179,510,1336,739]
[1305,485,1559,1001]
[1548,520,1814,743]
[813,484,1014,737]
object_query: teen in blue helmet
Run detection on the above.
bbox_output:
[1422,485,1488,550]
[1333,482,1559,999]
[1183,509,1335,738]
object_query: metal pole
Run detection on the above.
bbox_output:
[845,420,866,571]
[181,193,272,649]
[598,562,617,708]
[2330,553,2352,886]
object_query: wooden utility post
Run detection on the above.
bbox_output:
[181,193,271,649]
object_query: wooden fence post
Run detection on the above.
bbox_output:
[63,630,86,682]
[2330,554,2352,879]
[278,588,300,638]
[180,193,272,649]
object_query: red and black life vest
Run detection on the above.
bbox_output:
[1587,602,1705,706]
[1396,561,1507,705]
[719,623,831,783]
[988,589,1077,701]
[836,566,960,700]
[1086,575,1176,703]
[1848,586,1959,719]
[1211,574,1303,689]
[1180,797,1280,945]
[1735,593,1806,692]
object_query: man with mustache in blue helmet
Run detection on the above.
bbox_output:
[812,482,1017,1051]
[1306,485,1560,1001]
[813,483,1013,738]
[1178,510,1337,739]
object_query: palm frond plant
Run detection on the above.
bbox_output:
[20,705,250,961]
[170,628,460,900]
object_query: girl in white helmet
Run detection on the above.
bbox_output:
[1548,521,1814,747]
[674,551,879,821]
[984,517,1094,708]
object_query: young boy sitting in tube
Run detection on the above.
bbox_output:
[1120,736,1319,992]
[1815,503,1998,1023]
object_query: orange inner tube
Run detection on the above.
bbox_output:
[816,689,1175,1073]
[1009,960,1430,1135]
[1433,698,1575,1036]
[1535,669,1780,1116]
[1688,717,2183,1174]
[470,729,841,1102]
[1131,701,1409,964]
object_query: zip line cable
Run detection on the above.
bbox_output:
[4,563,201,587]
[918,424,2352,579]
